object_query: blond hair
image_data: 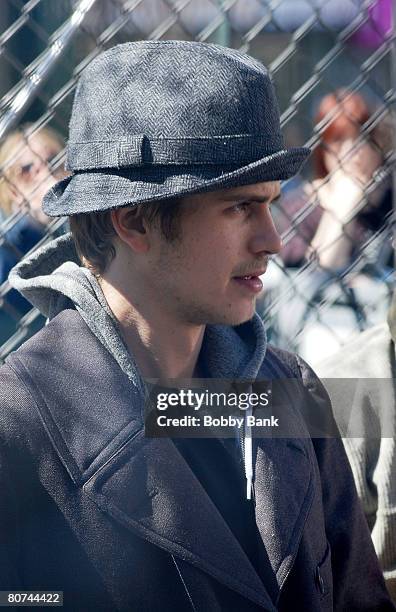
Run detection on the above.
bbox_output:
[0,124,64,215]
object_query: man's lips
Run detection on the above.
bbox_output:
[234,269,266,278]
[232,271,265,294]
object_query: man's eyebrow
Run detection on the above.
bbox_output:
[222,190,281,203]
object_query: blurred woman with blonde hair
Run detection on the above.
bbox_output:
[0,124,67,317]
[0,123,66,224]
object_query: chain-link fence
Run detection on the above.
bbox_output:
[0,0,394,364]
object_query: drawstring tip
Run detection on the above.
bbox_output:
[246,477,252,500]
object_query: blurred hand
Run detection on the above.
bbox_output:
[323,138,382,186]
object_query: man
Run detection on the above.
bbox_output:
[0,41,393,611]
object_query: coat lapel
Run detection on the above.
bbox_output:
[83,432,277,610]
[254,437,315,590]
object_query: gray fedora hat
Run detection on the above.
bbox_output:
[43,40,310,217]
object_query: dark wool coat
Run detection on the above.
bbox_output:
[0,310,393,612]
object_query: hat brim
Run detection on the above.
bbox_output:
[43,147,310,216]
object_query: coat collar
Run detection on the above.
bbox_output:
[9,309,314,610]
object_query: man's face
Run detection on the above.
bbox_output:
[145,181,282,327]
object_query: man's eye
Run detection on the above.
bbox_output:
[231,202,250,213]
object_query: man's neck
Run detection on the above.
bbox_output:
[99,277,205,380]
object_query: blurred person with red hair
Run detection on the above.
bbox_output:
[263,90,392,361]
[278,89,391,269]
[313,89,370,179]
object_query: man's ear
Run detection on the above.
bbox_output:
[111,207,151,253]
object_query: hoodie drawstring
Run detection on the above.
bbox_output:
[244,403,254,500]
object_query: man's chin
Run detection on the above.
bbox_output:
[214,304,256,327]
[182,299,256,327]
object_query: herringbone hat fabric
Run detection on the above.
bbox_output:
[43,40,310,216]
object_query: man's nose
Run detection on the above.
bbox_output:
[249,207,282,256]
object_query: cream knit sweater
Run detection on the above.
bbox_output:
[316,303,396,602]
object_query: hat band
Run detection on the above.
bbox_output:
[66,134,283,171]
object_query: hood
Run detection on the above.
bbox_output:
[9,233,267,385]
[9,233,145,390]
